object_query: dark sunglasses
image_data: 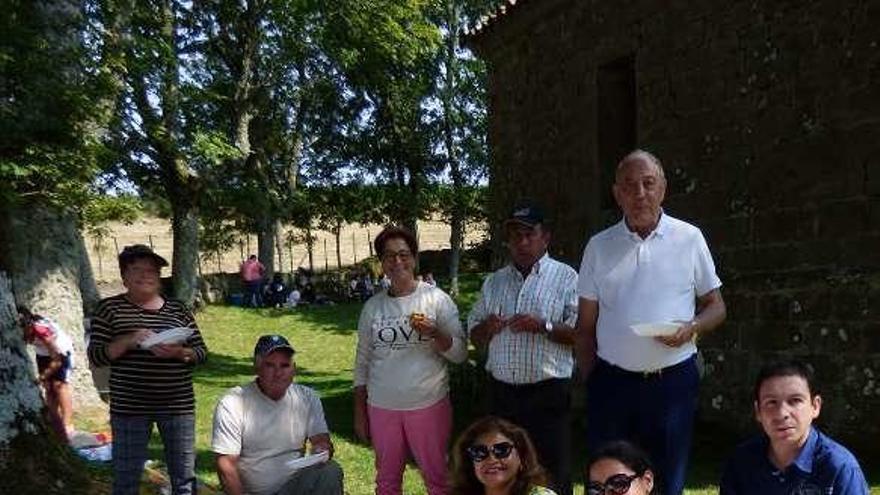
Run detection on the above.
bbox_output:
[587,473,641,495]
[465,441,514,463]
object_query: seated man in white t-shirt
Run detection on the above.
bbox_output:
[212,335,343,495]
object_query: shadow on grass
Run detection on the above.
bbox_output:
[216,302,362,336]
[199,351,254,372]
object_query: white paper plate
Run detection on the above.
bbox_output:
[140,327,194,348]
[285,451,329,471]
[630,322,680,337]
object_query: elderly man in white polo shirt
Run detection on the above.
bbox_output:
[469,201,579,495]
[576,150,727,495]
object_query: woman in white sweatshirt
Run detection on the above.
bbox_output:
[353,225,468,495]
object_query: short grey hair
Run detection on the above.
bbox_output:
[616,149,666,181]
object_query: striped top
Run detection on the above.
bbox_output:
[87,294,208,415]
[467,254,578,384]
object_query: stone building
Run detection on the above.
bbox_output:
[467,0,880,450]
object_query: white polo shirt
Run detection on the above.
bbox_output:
[578,213,722,372]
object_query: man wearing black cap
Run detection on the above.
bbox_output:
[467,201,579,495]
[212,335,343,495]
[88,244,208,495]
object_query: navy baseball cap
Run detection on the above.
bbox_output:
[253,334,295,361]
[504,201,545,228]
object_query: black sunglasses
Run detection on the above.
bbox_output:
[587,473,641,495]
[466,441,515,463]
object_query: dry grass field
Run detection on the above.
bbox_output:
[84,216,486,282]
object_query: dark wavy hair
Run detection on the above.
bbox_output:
[450,416,547,495]
[587,441,659,495]
[373,225,419,259]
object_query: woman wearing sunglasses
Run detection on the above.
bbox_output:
[586,441,658,495]
[450,416,557,495]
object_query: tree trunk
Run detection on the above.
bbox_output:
[77,233,102,314]
[122,0,202,309]
[334,223,342,269]
[406,167,423,242]
[171,201,201,308]
[0,206,105,409]
[257,217,276,278]
[449,215,464,297]
[0,274,93,494]
[306,225,315,273]
[275,220,284,274]
[442,0,464,297]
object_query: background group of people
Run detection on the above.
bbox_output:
[17,148,870,495]
[239,258,320,309]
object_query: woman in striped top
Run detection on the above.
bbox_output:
[87,244,207,495]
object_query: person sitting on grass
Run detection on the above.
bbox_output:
[18,306,76,442]
[285,285,301,309]
[586,441,657,495]
[721,359,869,495]
[267,273,287,308]
[450,416,557,495]
[212,334,343,495]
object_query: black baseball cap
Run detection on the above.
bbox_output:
[504,201,545,228]
[118,244,169,270]
[253,334,295,361]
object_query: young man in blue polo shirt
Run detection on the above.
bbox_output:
[721,360,869,494]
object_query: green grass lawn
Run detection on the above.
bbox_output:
[82,272,878,494]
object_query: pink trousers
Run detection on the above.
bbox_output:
[368,396,451,495]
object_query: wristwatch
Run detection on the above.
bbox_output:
[544,320,554,334]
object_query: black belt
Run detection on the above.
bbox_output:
[598,355,694,379]
[490,376,570,390]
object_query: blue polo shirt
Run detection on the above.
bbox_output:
[721,428,869,495]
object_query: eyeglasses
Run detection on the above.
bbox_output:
[587,473,641,495]
[466,441,514,463]
[381,250,413,262]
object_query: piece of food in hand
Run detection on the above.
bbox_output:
[410,312,427,325]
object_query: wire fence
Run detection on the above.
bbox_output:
[85,217,486,282]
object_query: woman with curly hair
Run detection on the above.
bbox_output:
[450,416,557,495]
[586,441,658,495]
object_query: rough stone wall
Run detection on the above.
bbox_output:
[472,0,880,450]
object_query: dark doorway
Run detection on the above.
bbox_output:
[597,54,637,213]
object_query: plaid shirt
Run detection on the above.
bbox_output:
[468,254,579,384]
